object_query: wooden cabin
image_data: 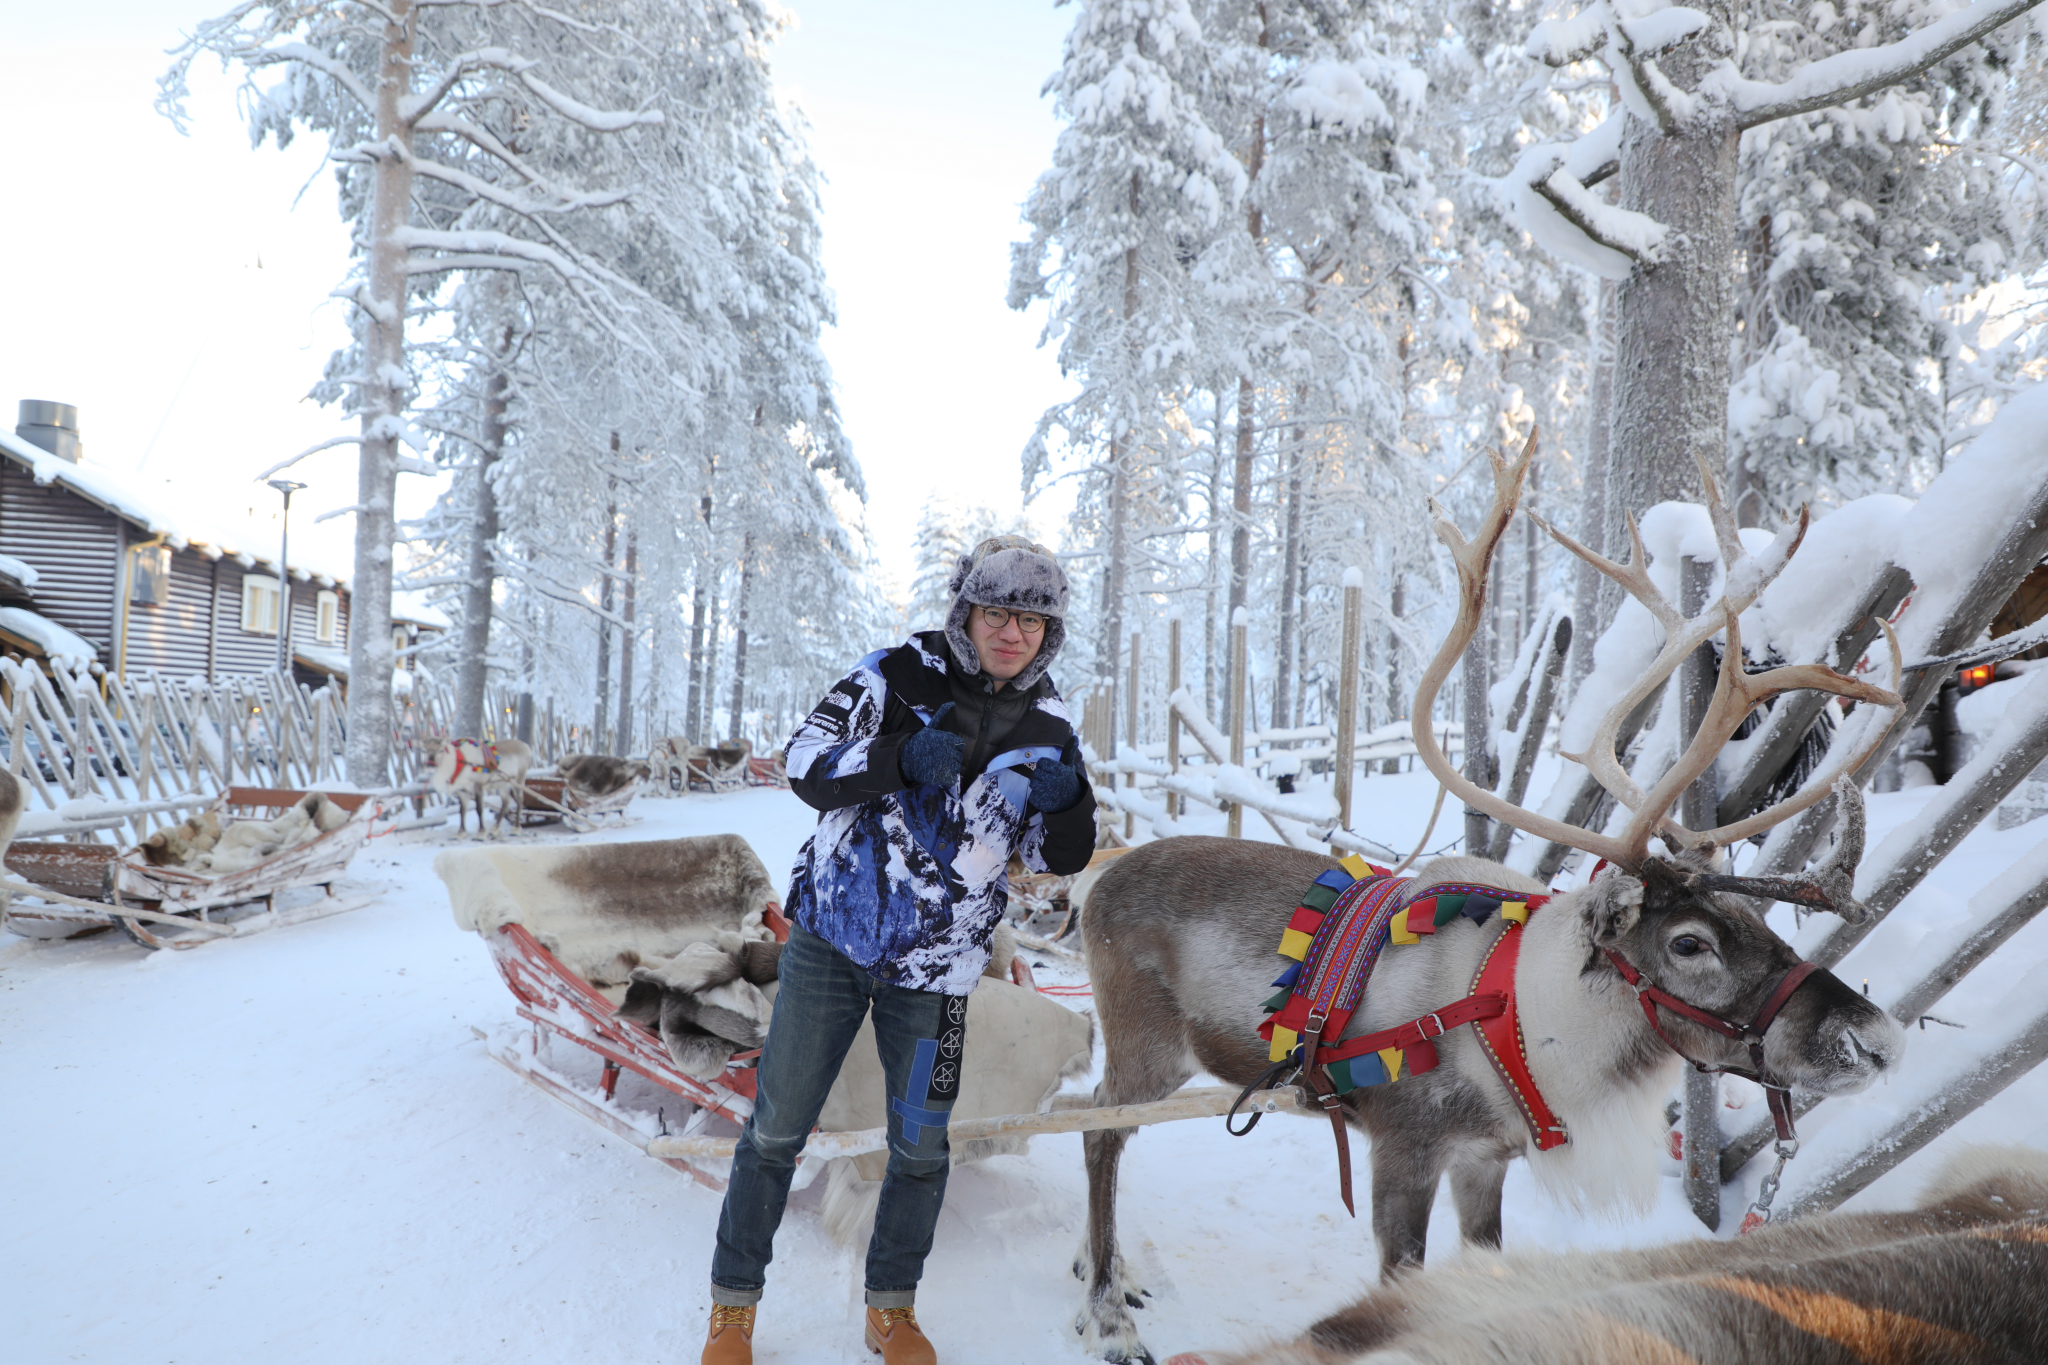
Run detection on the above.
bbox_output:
[0,400,353,686]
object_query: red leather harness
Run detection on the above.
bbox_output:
[1237,876,1823,1224]
[445,738,499,780]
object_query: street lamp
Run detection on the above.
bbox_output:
[267,478,308,676]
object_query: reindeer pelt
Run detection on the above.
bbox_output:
[614,933,784,1079]
[141,795,345,873]
[1184,1146,2048,1365]
[557,754,650,803]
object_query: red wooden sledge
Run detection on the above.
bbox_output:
[478,901,792,1189]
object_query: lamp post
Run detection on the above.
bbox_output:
[267,478,307,677]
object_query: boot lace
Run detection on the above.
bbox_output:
[874,1306,922,1333]
[710,1304,754,1333]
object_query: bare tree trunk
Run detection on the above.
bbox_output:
[1099,173,1141,755]
[727,533,753,748]
[1608,18,1740,535]
[616,524,636,756]
[685,458,714,742]
[1385,573,1406,728]
[702,583,723,739]
[1522,456,1539,651]
[1571,278,1614,696]
[454,322,513,738]
[1226,44,1267,733]
[345,0,418,785]
[1274,434,1303,729]
[1206,391,1226,718]
[593,460,617,753]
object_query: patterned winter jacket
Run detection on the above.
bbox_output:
[784,631,1098,994]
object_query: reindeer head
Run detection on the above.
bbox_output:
[1413,432,1906,1095]
[1578,854,1898,1094]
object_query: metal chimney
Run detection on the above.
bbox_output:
[16,400,82,463]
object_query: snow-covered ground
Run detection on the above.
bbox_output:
[6,770,2046,1364]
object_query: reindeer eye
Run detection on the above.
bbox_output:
[1671,935,1706,957]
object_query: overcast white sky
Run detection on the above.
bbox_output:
[0,1,1077,591]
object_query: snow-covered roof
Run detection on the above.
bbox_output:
[0,427,350,590]
[0,606,96,663]
[294,643,351,677]
[391,590,452,630]
[0,551,39,588]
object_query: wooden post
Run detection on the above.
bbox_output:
[136,694,157,834]
[1334,571,1363,845]
[1125,631,1140,840]
[1679,554,1721,1231]
[1166,616,1182,819]
[1228,607,1248,839]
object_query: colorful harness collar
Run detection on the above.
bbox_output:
[1240,857,1560,1213]
[445,738,499,780]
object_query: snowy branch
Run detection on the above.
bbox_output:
[256,435,364,480]
[1534,171,1657,265]
[402,48,531,126]
[249,40,378,111]
[1611,18,1682,134]
[314,504,367,524]
[517,72,663,131]
[1722,0,2046,131]
[408,155,632,219]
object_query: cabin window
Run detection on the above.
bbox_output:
[392,625,411,658]
[242,576,281,635]
[130,545,172,606]
[315,591,339,644]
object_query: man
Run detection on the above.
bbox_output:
[703,536,1098,1365]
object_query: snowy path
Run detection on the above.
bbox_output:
[5,778,2046,1363]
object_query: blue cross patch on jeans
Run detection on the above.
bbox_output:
[890,993,967,1145]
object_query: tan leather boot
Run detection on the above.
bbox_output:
[701,1303,755,1365]
[863,1305,937,1365]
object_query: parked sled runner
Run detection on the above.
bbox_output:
[2,786,379,950]
[436,834,1104,1195]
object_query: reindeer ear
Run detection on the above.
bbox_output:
[1583,875,1645,948]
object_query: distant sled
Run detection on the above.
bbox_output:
[3,786,379,950]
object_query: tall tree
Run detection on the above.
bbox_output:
[164,0,669,782]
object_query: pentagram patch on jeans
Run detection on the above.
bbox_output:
[892,994,969,1145]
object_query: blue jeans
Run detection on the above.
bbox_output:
[710,921,966,1310]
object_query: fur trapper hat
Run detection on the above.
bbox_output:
[944,535,1069,691]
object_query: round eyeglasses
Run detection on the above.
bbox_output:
[978,606,1047,635]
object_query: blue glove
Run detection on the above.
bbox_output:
[899,703,964,788]
[1027,758,1083,814]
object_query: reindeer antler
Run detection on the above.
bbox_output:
[1410,438,1906,881]
[1411,431,1636,869]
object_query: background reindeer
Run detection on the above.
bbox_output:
[425,736,533,837]
[1165,1144,2048,1365]
[1074,435,1908,1364]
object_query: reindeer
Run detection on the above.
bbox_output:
[1164,1144,2048,1365]
[1075,434,1910,1364]
[425,736,533,837]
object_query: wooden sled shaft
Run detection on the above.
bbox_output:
[645,1084,1306,1162]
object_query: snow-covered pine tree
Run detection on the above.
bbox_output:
[1011,0,1247,743]
[162,0,674,783]
[1728,0,2048,514]
[1510,0,2046,528]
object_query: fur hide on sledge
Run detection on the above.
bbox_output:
[436,834,781,993]
[555,754,651,804]
[142,792,350,874]
[1169,1145,2048,1365]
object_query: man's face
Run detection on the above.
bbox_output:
[967,606,1044,685]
